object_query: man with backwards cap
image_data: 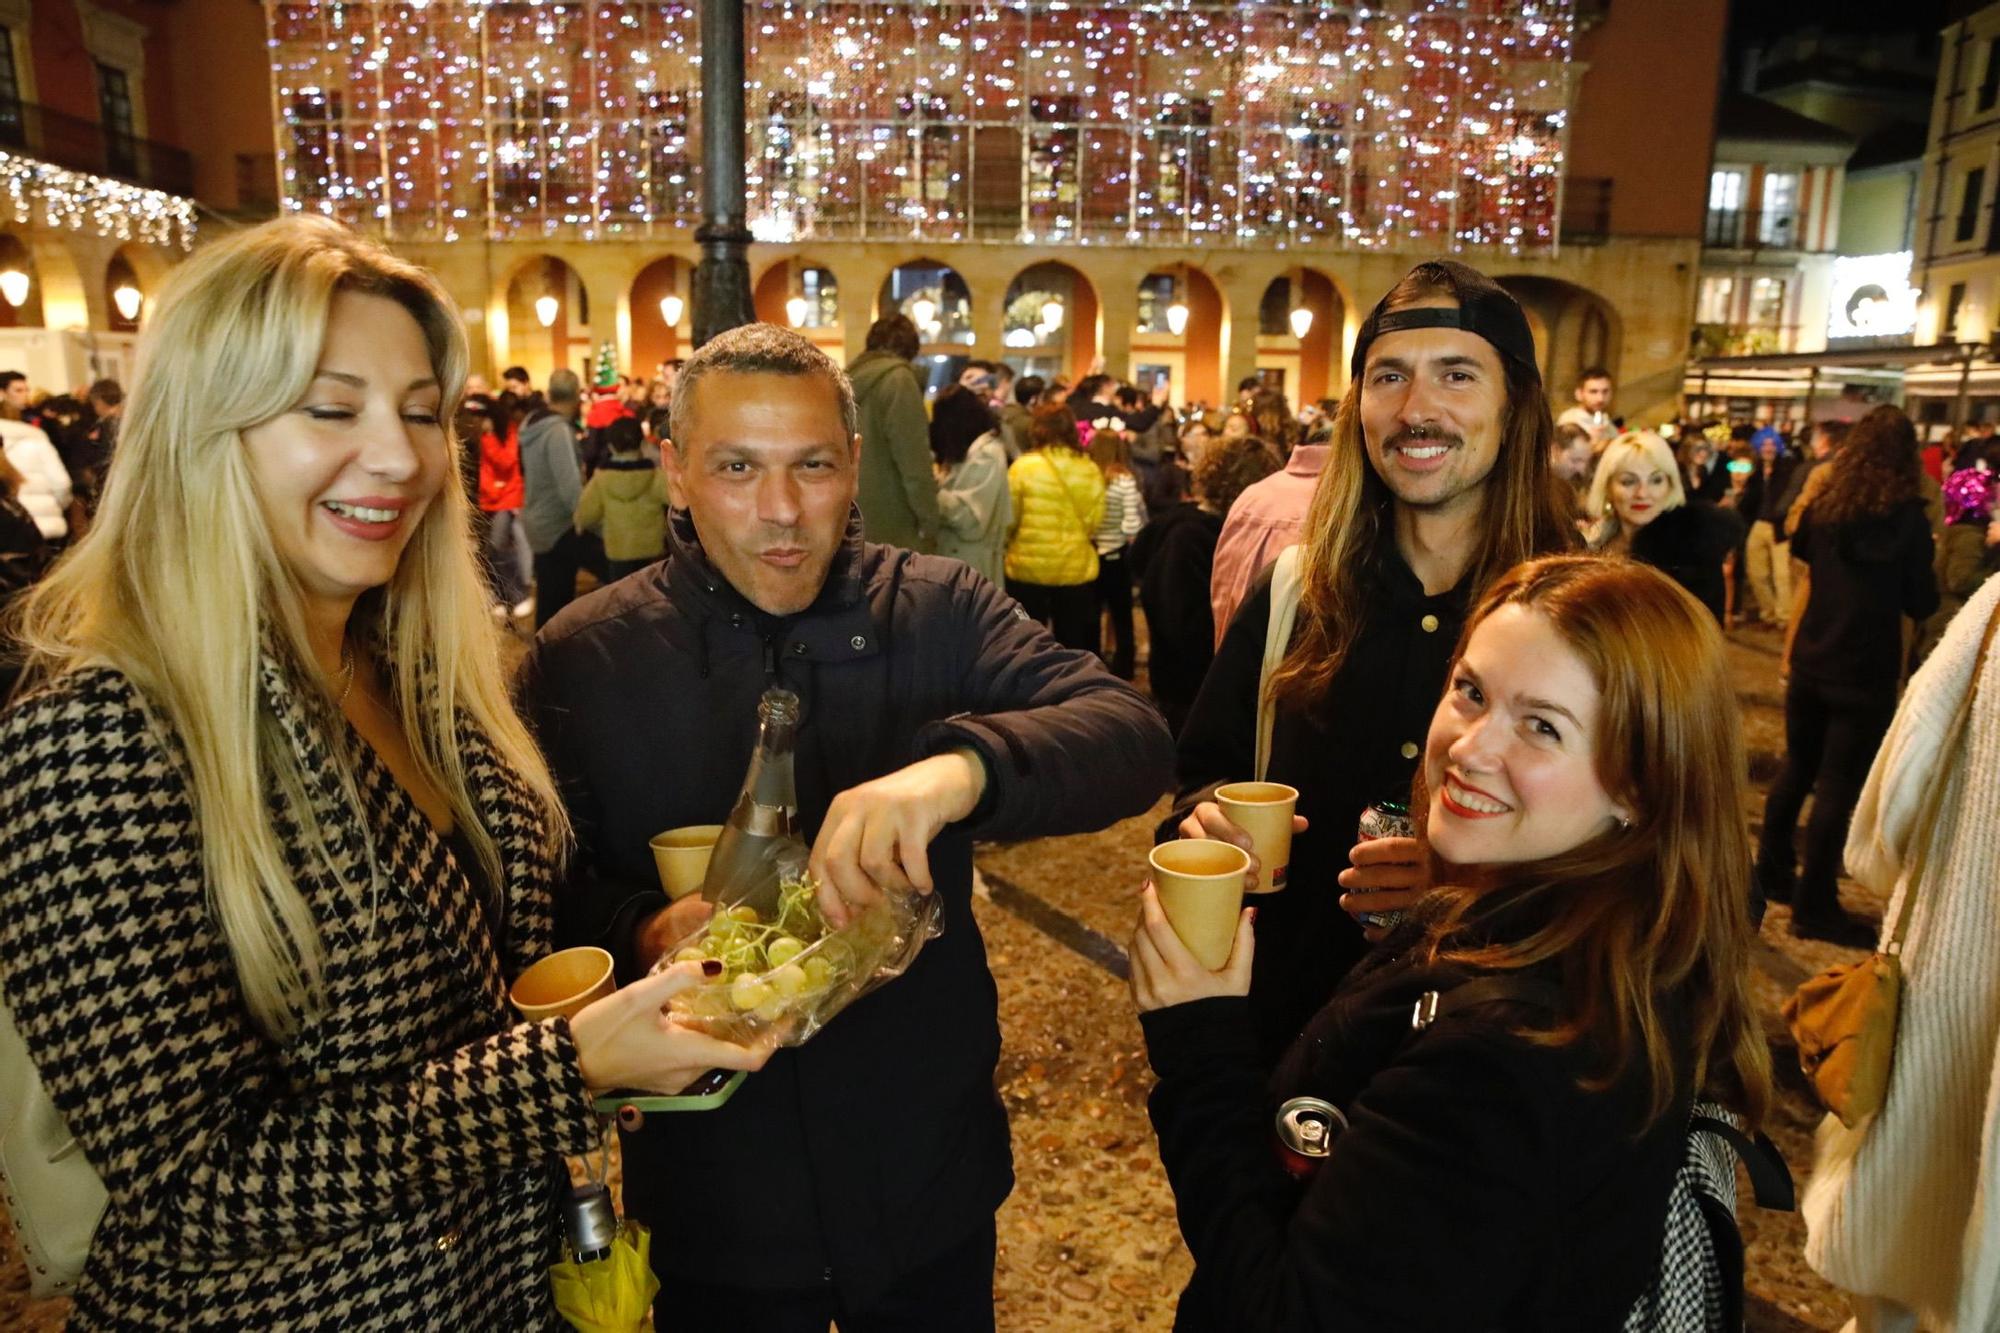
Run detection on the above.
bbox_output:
[1166,260,1577,1061]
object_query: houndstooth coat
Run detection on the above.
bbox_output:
[0,658,599,1329]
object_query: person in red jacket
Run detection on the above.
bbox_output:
[476,393,533,618]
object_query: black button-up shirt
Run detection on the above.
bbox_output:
[1169,544,1471,1062]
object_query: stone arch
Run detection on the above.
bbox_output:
[630,256,694,376]
[1001,260,1097,382]
[879,258,975,393]
[1493,275,1622,406]
[499,254,589,387]
[1132,264,1226,407]
[752,255,843,360]
[1251,267,1347,406]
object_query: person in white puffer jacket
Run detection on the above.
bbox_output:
[1802,574,2000,1333]
[0,417,71,541]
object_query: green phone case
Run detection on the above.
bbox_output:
[593,1070,747,1115]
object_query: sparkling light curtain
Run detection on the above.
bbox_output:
[264,0,1572,250]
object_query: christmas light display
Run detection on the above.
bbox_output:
[0,149,198,250]
[263,1,1572,251]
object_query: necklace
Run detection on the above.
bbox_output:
[336,643,356,706]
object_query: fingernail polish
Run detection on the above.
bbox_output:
[701,959,723,976]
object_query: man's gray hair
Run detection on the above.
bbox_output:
[546,367,582,405]
[668,323,859,451]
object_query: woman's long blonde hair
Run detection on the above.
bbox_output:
[10,216,569,1038]
[1585,430,1686,549]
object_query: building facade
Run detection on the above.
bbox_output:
[0,0,272,391]
[262,0,1726,425]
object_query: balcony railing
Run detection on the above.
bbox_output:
[0,99,195,198]
[1703,207,1805,251]
[1560,177,1611,244]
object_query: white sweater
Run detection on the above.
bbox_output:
[1803,575,2000,1330]
[0,419,71,540]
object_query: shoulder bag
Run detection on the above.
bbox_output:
[0,991,108,1297]
[1254,545,1305,781]
[1781,600,2000,1128]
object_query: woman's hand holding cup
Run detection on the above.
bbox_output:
[1129,882,1255,1013]
[1177,800,1310,893]
[569,962,776,1097]
[1337,836,1425,941]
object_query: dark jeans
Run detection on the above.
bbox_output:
[1094,548,1136,679]
[1008,578,1098,652]
[532,529,582,630]
[1757,675,1897,920]
[660,1219,995,1333]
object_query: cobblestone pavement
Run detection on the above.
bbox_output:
[1,622,1870,1331]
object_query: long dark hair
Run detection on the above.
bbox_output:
[1270,265,1577,712]
[929,384,997,467]
[1418,556,1773,1130]
[1811,404,1921,526]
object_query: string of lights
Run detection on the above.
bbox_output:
[263,0,1572,251]
[0,150,198,251]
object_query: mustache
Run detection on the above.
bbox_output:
[1385,426,1464,451]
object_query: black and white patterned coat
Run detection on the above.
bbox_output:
[0,659,598,1329]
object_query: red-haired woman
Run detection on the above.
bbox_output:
[1131,555,1772,1330]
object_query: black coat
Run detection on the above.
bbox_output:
[1142,944,1689,1332]
[1132,501,1224,732]
[1168,548,1470,1063]
[1628,501,1744,623]
[1791,498,1939,694]
[522,507,1174,1305]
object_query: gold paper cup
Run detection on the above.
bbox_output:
[650,824,724,901]
[1149,839,1250,970]
[1215,781,1300,893]
[510,946,616,1022]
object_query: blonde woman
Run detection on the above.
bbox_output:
[1587,429,1741,622]
[0,217,767,1328]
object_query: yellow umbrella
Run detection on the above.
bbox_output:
[550,1184,660,1333]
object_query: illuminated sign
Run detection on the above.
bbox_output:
[1827,251,1919,340]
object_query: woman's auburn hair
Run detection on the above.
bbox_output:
[1027,400,1081,452]
[1811,403,1921,527]
[1584,429,1687,550]
[8,214,571,1039]
[1268,269,1577,712]
[1417,555,1775,1131]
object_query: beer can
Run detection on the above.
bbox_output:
[1355,800,1414,930]
[1273,1096,1347,1179]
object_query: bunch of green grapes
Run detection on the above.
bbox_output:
[671,873,853,1023]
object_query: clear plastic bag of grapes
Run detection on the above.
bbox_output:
[657,850,943,1047]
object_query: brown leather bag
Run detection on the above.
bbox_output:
[1782,603,1999,1128]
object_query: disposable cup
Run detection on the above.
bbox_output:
[1149,839,1250,970]
[510,946,616,1022]
[1215,781,1300,894]
[650,824,724,901]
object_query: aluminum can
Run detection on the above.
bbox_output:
[1355,800,1414,930]
[1273,1095,1347,1179]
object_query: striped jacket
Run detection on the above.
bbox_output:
[0,657,597,1329]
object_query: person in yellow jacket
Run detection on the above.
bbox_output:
[1006,401,1105,649]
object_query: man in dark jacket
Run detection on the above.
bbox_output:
[525,324,1173,1328]
[519,370,586,628]
[849,314,939,551]
[1169,260,1576,1063]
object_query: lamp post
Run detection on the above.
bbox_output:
[692,0,755,347]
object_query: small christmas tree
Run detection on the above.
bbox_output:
[595,340,618,388]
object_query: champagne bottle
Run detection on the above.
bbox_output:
[700,686,801,914]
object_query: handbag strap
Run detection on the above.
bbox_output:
[1036,451,1095,540]
[1255,546,1305,782]
[1884,599,2000,954]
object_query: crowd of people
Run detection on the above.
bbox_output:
[0,215,1995,1333]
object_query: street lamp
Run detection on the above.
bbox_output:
[1166,302,1189,336]
[112,285,143,322]
[0,270,28,307]
[786,295,809,327]
[534,294,559,328]
[909,295,938,328]
[1289,306,1313,339]
[660,294,685,327]
[1040,299,1064,330]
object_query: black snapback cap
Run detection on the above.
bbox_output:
[1349,260,1540,384]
